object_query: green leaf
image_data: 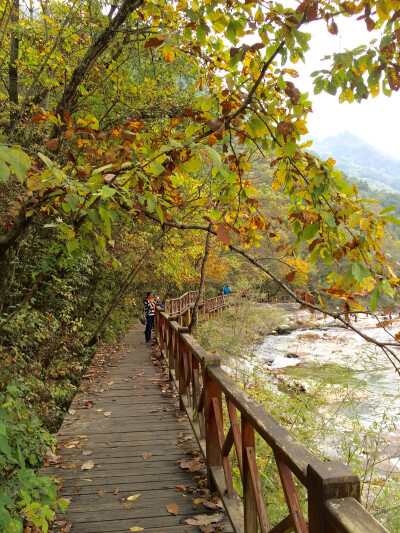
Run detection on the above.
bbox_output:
[371,287,379,313]
[66,238,79,254]
[302,223,319,241]
[380,206,396,214]
[228,51,242,69]
[327,81,337,95]
[0,158,10,183]
[156,204,164,224]
[325,214,336,228]
[0,146,31,181]
[351,262,370,282]
[38,152,54,169]
[182,153,202,173]
[204,145,222,168]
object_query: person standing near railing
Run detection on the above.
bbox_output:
[144,292,156,343]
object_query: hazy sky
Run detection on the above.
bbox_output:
[292,15,400,159]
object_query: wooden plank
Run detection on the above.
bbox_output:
[46,323,234,533]
[324,498,390,533]
[242,419,257,533]
[275,453,307,533]
[245,446,270,532]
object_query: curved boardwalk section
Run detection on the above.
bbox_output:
[45,324,233,533]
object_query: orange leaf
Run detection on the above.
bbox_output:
[216,224,231,246]
[45,138,59,151]
[144,37,165,48]
[166,503,179,516]
[285,271,296,282]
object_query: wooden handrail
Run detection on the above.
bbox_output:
[155,302,389,533]
[164,290,229,317]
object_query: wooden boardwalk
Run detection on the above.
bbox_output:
[46,324,234,533]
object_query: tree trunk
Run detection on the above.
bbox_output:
[189,224,212,333]
[52,0,144,137]
[9,0,19,127]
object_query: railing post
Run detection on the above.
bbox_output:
[242,417,258,533]
[204,360,222,492]
[308,461,360,533]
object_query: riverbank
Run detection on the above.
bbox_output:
[194,301,400,529]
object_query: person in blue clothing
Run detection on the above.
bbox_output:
[144,292,156,343]
[224,285,231,295]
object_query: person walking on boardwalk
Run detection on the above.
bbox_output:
[144,292,156,343]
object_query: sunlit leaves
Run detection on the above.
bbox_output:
[0,146,31,183]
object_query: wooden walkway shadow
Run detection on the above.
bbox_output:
[45,324,234,533]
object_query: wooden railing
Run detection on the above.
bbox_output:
[155,306,389,533]
[163,290,229,317]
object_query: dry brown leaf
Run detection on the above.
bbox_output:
[114,489,119,495]
[68,409,76,415]
[104,411,112,417]
[44,450,62,464]
[98,490,105,497]
[141,451,152,460]
[81,460,94,470]
[194,498,203,504]
[185,513,224,526]
[174,485,186,491]
[129,528,144,532]
[166,503,179,516]
[124,501,132,509]
[127,494,141,501]
[202,498,224,510]
[60,463,81,469]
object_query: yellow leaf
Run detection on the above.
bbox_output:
[130,528,144,532]
[360,218,370,230]
[127,494,141,501]
[294,119,308,135]
[162,45,175,63]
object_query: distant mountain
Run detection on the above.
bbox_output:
[311,132,400,193]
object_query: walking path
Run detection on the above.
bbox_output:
[45,324,233,533]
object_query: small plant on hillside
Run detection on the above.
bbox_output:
[0,384,68,532]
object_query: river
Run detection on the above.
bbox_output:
[252,305,400,473]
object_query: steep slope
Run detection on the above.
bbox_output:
[311,132,400,192]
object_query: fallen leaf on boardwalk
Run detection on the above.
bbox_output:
[98,490,105,497]
[61,463,81,469]
[44,450,62,464]
[81,460,94,470]
[73,486,81,493]
[68,409,76,415]
[95,409,103,412]
[127,494,141,501]
[202,498,224,510]
[107,380,114,386]
[194,498,203,504]
[129,528,144,532]
[185,513,224,526]
[76,435,87,438]
[141,452,152,460]
[61,525,72,533]
[114,489,119,495]
[174,485,186,491]
[124,501,132,509]
[76,442,85,449]
[82,450,93,456]
[166,503,179,515]
[104,411,112,416]
[178,417,186,422]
